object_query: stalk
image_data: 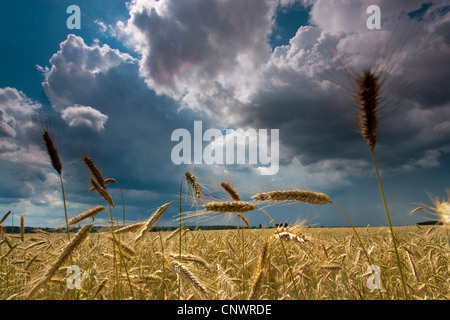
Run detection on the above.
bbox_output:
[59,175,71,241]
[370,149,408,299]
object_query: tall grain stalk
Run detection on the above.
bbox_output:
[356,69,408,299]
[42,131,70,241]
[177,172,202,299]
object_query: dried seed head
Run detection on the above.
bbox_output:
[356,70,380,150]
[43,131,62,175]
[252,190,331,205]
[185,171,202,198]
[204,201,257,213]
[135,202,172,242]
[83,155,106,189]
[68,206,105,226]
[171,261,208,298]
[90,178,114,208]
[221,182,240,201]
[115,222,146,234]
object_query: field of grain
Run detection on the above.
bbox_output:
[1,224,448,300]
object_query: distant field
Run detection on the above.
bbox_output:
[1,224,448,300]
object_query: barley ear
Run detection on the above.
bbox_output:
[42,131,62,175]
[83,155,106,189]
[135,202,172,243]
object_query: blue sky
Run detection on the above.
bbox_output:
[0,0,449,229]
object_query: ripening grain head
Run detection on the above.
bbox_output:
[221,182,240,201]
[252,190,331,205]
[115,222,146,234]
[135,202,172,243]
[68,206,105,226]
[90,178,114,208]
[42,131,62,175]
[185,171,202,198]
[356,69,380,151]
[204,201,257,213]
[83,155,106,189]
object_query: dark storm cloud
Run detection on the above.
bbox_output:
[35,34,211,225]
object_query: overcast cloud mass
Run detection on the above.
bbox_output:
[0,0,449,228]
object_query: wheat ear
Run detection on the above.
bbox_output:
[90,178,114,208]
[135,202,172,243]
[356,70,380,151]
[83,155,106,189]
[204,201,257,213]
[171,261,208,298]
[221,182,240,201]
[252,190,331,205]
[42,131,62,175]
[184,171,202,198]
[248,240,270,299]
[115,222,146,234]
[68,206,105,226]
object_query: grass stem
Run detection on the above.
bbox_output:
[370,149,408,300]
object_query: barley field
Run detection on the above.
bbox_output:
[1,222,448,300]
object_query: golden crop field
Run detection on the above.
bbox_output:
[1,223,448,300]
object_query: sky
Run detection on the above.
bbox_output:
[0,0,449,229]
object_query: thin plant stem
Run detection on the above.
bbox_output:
[59,175,70,241]
[370,149,408,300]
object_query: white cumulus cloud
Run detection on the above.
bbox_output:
[61,105,109,132]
